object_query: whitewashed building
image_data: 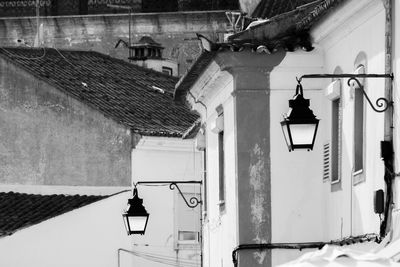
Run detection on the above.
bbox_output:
[174,0,399,266]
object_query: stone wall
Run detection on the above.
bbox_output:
[0,0,238,16]
[0,58,131,186]
[0,11,229,75]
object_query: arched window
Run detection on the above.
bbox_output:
[353,52,367,182]
[330,66,343,185]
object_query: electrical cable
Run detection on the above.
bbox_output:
[129,250,199,267]
[0,47,46,60]
[231,233,380,266]
[53,47,75,68]
[133,250,199,264]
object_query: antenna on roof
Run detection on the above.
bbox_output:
[33,0,43,47]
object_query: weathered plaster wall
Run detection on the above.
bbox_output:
[231,51,285,267]
[0,58,131,186]
[189,51,288,267]
[0,11,229,75]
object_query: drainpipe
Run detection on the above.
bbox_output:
[381,0,394,237]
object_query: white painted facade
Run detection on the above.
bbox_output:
[189,66,237,267]
[0,136,203,267]
[269,51,327,266]
[185,0,396,266]
[0,191,134,267]
[312,0,387,241]
[391,0,400,242]
[130,136,203,267]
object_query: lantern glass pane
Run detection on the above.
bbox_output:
[123,215,129,233]
[128,215,148,232]
[281,123,291,148]
[290,123,317,145]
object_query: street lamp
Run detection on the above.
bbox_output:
[281,81,319,151]
[122,188,149,235]
[281,73,393,152]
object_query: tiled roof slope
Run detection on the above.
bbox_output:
[0,47,199,137]
[0,191,106,237]
[175,0,346,99]
[252,0,319,19]
[229,0,345,44]
[174,51,217,101]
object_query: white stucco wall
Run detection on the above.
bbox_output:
[269,49,327,266]
[184,1,391,266]
[313,0,386,241]
[392,0,400,240]
[130,136,203,267]
[0,191,133,267]
[192,72,238,267]
[269,1,388,265]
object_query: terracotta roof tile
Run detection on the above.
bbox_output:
[175,0,346,99]
[230,0,346,44]
[252,0,317,19]
[174,51,217,101]
[0,47,199,137]
[0,192,106,237]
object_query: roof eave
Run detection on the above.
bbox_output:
[228,0,346,44]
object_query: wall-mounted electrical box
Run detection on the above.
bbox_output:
[374,189,384,214]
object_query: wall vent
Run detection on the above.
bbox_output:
[323,142,330,181]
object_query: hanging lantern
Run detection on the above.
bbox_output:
[122,188,149,235]
[281,82,319,151]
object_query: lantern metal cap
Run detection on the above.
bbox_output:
[126,188,149,216]
[284,83,318,122]
[122,188,150,235]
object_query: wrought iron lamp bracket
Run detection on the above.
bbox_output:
[169,182,201,208]
[135,181,202,209]
[296,73,394,113]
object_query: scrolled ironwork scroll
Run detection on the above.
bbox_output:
[347,77,391,113]
[169,182,202,208]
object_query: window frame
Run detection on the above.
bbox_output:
[174,190,201,249]
[352,63,366,185]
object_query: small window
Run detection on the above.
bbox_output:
[331,98,340,183]
[329,66,343,188]
[175,192,200,247]
[353,65,365,174]
[203,145,208,216]
[215,105,225,213]
[178,231,199,243]
[162,66,173,76]
[218,130,225,212]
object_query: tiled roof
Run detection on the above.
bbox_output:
[0,47,199,137]
[229,0,346,44]
[174,0,346,99]
[174,51,217,101]
[252,0,318,19]
[0,191,106,237]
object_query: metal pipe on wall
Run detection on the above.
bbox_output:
[381,0,394,237]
